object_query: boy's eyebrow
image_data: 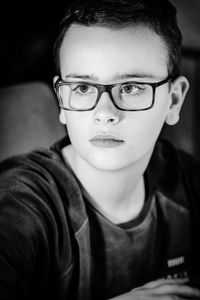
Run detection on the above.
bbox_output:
[65,74,98,81]
[64,72,159,81]
[113,73,158,81]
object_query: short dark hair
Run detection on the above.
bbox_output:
[54,0,182,77]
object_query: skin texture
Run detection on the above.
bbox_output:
[57,24,188,173]
[53,24,198,299]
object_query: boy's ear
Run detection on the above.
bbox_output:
[165,76,189,126]
[53,75,59,86]
[59,109,67,125]
[53,75,67,125]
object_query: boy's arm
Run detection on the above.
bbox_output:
[108,278,200,299]
[0,194,37,299]
[0,188,58,299]
[0,253,29,299]
[178,149,200,280]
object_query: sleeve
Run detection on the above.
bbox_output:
[0,161,53,300]
[178,150,200,287]
[0,153,75,300]
[0,191,39,299]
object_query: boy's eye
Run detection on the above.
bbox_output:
[72,84,95,94]
[77,85,89,93]
[121,84,142,94]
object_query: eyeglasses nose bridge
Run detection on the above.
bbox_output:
[95,84,115,106]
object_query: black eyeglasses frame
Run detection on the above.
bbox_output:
[54,75,176,112]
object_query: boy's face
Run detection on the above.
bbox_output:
[56,24,186,171]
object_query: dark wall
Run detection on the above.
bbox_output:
[0,3,68,87]
[1,1,200,87]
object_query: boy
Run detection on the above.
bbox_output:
[0,0,200,299]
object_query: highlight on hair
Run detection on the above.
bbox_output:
[54,0,182,77]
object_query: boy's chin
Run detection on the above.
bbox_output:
[86,155,133,172]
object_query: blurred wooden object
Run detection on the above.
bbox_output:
[0,81,66,161]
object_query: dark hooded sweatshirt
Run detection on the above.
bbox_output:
[0,136,199,300]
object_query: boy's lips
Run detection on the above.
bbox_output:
[89,135,124,148]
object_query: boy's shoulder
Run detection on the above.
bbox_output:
[157,138,200,175]
[152,138,200,200]
[0,136,69,180]
[0,146,61,185]
[0,136,76,208]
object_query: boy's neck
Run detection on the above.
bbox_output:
[62,145,152,224]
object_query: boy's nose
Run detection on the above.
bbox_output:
[93,92,120,125]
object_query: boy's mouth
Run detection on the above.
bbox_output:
[90,135,124,148]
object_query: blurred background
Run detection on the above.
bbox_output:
[0,3,66,87]
[0,1,200,160]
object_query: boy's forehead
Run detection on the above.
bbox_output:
[60,23,169,80]
[64,22,161,43]
[63,22,167,48]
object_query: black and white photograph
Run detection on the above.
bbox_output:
[0,1,200,299]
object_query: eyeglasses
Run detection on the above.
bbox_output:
[54,76,174,111]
